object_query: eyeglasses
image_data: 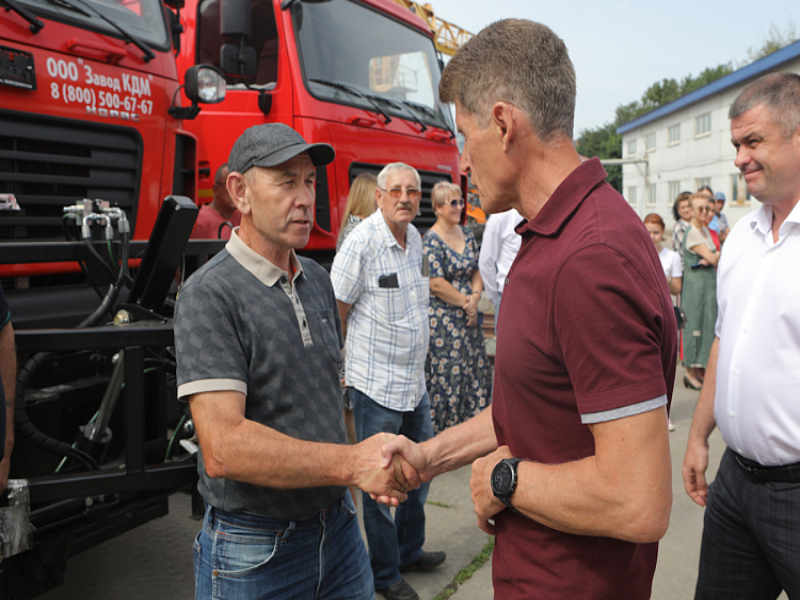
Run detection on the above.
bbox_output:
[695,206,712,212]
[445,198,465,208]
[380,187,421,201]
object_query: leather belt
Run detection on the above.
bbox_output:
[733,452,800,484]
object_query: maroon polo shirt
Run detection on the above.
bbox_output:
[492,158,677,600]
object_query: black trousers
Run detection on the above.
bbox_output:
[695,448,800,599]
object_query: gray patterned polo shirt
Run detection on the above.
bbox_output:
[175,231,346,521]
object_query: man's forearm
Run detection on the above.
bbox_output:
[425,406,497,477]
[688,338,719,445]
[191,392,412,499]
[507,407,672,544]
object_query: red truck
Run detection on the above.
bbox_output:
[0,1,225,597]
[175,0,463,260]
[0,0,224,324]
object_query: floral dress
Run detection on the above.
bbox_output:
[423,228,491,434]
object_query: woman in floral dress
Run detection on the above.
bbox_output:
[422,181,491,434]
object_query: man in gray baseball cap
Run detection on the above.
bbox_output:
[175,123,419,600]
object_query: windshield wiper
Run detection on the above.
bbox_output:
[399,99,455,138]
[1,0,45,33]
[309,79,392,125]
[57,0,155,63]
[368,95,427,132]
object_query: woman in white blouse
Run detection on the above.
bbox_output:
[644,213,682,431]
[644,213,682,297]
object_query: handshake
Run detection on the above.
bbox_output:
[350,433,433,507]
[351,431,517,535]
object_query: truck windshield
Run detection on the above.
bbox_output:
[16,0,169,49]
[293,0,453,131]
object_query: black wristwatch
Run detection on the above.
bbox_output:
[491,458,522,512]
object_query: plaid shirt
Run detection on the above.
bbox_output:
[331,211,429,411]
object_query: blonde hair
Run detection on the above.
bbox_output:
[431,181,462,207]
[339,173,378,238]
[689,192,709,210]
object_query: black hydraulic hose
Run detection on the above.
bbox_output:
[84,237,119,283]
[14,230,131,472]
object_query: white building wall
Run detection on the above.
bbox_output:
[620,60,800,230]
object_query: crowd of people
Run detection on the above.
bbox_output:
[647,187,728,396]
[167,19,800,600]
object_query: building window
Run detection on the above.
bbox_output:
[646,184,656,206]
[696,113,711,136]
[669,181,681,202]
[628,140,637,156]
[627,186,637,205]
[668,124,680,145]
[696,177,711,191]
[731,173,751,204]
[646,132,656,152]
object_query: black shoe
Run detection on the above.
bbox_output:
[400,550,447,572]
[376,578,419,600]
[683,375,702,391]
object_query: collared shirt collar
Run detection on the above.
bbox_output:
[748,199,800,237]
[225,227,304,287]
[516,157,608,238]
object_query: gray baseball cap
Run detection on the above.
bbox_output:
[228,123,335,174]
[714,191,726,202]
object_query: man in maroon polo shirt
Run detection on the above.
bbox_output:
[378,19,676,600]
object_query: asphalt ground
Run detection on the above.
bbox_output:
[39,361,778,600]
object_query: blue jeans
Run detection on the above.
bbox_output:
[350,388,433,589]
[194,492,373,600]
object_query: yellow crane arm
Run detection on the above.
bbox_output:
[389,0,472,56]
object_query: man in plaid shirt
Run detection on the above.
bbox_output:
[331,163,445,600]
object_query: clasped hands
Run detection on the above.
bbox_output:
[463,291,480,327]
[370,435,516,533]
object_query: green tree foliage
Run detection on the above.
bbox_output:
[742,22,798,64]
[575,122,622,191]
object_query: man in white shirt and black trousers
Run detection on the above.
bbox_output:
[682,72,800,599]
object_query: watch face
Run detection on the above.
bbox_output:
[492,463,513,493]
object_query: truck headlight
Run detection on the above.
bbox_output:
[184,65,226,104]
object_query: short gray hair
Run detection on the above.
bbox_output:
[377,162,421,189]
[439,19,576,141]
[729,72,800,139]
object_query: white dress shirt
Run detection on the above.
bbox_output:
[478,209,523,309]
[331,211,430,411]
[714,201,800,466]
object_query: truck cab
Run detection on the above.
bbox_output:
[177,0,462,259]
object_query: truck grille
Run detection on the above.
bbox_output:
[0,110,142,241]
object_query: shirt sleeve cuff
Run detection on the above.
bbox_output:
[177,378,247,401]
[580,394,668,424]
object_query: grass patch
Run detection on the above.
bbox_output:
[426,500,454,508]
[431,537,494,600]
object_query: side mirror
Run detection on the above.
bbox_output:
[220,43,257,78]
[170,65,226,120]
[221,0,251,38]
